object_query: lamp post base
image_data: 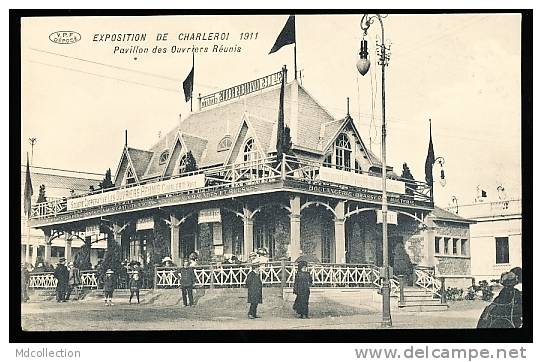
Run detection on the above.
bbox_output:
[381,282,393,327]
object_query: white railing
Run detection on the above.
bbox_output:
[414,268,442,297]
[155,262,400,296]
[30,155,432,220]
[28,270,99,289]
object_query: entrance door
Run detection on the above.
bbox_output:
[180,233,196,261]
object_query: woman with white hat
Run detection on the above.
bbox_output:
[103,269,116,306]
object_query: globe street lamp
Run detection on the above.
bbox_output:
[357,14,392,327]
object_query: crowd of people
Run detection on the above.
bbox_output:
[22,251,522,326]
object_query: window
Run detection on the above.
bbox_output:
[452,238,458,255]
[254,226,264,250]
[243,138,259,162]
[496,237,510,264]
[51,246,65,258]
[323,154,332,167]
[159,150,169,164]
[125,166,136,185]
[461,239,468,256]
[179,154,187,175]
[434,237,441,254]
[335,133,351,170]
[444,237,450,254]
[354,160,363,174]
[322,226,332,263]
[217,136,232,152]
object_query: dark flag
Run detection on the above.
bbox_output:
[269,15,296,54]
[182,65,194,102]
[276,66,287,162]
[424,122,435,185]
[23,153,33,217]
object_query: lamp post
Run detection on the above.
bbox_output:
[356,14,392,327]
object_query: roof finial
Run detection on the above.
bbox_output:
[125,129,128,147]
[347,97,350,117]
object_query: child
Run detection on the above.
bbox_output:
[103,269,115,306]
[129,270,141,304]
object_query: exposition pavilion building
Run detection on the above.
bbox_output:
[28,70,438,271]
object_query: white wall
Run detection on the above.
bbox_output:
[469,217,522,281]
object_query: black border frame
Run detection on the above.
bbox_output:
[9,8,533,344]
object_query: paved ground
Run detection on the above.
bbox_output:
[21,289,488,331]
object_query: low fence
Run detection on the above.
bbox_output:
[27,263,445,299]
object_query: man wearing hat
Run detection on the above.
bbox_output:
[162,256,176,268]
[178,259,197,307]
[245,262,263,319]
[477,271,522,328]
[128,269,141,304]
[293,260,312,318]
[66,261,81,301]
[21,263,30,303]
[53,257,69,302]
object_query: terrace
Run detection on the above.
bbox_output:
[29,155,433,228]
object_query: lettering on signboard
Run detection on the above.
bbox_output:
[200,71,283,109]
[198,208,221,224]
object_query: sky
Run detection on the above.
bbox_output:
[20,13,523,208]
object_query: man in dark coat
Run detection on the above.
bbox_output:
[477,271,522,328]
[178,259,197,307]
[53,258,69,302]
[21,263,30,303]
[245,262,263,319]
[293,261,312,318]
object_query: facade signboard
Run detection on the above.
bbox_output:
[66,174,205,211]
[200,71,283,109]
[376,210,398,225]
[85,224,100,236]
[198,208,222,224]
[136,217,155,231]
[319,166,405,194]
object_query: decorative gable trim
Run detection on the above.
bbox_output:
[160,131,187,179]
[113,146,141,185]
[223,114,266,165]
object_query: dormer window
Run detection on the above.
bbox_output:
[159,150,170,164]
[217,136,232,152]
[125,166,136,185]
[243,138,259,162]
[335,133,351,171]
[179,154,187,175]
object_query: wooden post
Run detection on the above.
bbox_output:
[398,275,405,306]
[210,263,215,290]
[153,265,158,290]
[440,276,447,304]
[280,258,286,298]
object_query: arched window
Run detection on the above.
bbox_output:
[159,150,169,164]
[179,154,187,175]
[217,136,232,152]
[243,138,258,162]
[335,133,351,170]
[125,166,136,185]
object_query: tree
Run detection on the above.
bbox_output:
[401,162,416,196]
[37,184,47,203]
[392,242,413,284]
[184,151,198,173]
[98,168,114,190]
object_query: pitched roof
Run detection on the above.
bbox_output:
[124,79,383,176]
[21,169,100,200]
[126,147,153,179]
[431,206,476,224]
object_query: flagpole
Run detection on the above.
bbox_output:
[191,52,194,112]
[25,153,31,265]
[294,43,298,80]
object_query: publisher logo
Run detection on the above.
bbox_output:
[49,31,81,44]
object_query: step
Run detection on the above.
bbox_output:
[397,303,449,312]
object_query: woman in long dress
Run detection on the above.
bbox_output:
[293,261,312,319]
